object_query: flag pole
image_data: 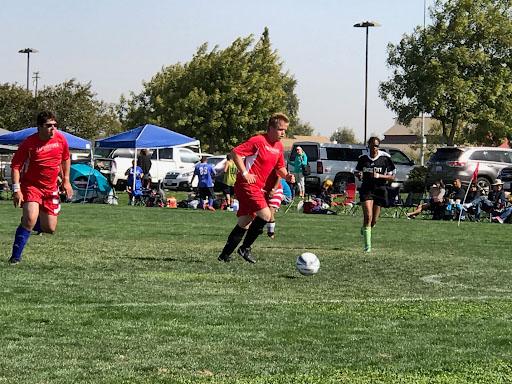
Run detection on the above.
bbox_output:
[457,162,479,227]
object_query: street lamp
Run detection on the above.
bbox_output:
[18,48,38,92]
[353,21,380,144]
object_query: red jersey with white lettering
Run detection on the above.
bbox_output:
[11,131,70,191]
[233,134,285,189]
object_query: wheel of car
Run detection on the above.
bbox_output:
[476,177,491,194]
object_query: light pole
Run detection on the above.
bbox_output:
[18,48,38,92]
[353,21,380,144]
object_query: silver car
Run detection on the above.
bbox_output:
[426,146,512,191]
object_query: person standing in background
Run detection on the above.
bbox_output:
[293,146,308,199]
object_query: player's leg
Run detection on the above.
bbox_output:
[218,214,252,262]
[238,206,272,263]
[267,207,276,238]
[206,187,215,211]
[10,202,40,264]
[361,199,373,253]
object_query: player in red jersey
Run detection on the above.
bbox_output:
[9,111,73,264]
[218,113,295,264]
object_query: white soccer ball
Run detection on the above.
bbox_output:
[296,252,320,276]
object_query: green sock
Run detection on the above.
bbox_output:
[363,227,372,252]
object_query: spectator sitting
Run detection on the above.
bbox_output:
[317,179,334,206]
[406,180,445,219]
[444,178,466,220]
[464,179,507,220]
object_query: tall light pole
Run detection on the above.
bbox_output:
[353,21,380,144]
[18,48,38,92]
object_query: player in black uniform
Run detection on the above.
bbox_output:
[354,137,396,252]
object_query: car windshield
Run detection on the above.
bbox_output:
[94,148,112,158]
[428,148,463,162]
[289,145,318,162]
[207,157,224,166]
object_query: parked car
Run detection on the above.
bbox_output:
[497,166,512,192]
[425,146,512,192]
[95,147,204,190]
[163,154,223,191]
[288,142,415,193]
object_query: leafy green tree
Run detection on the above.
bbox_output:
[120,28,299,152]
[330,127,358,144]
[0,83,35,130]
[380,0,512,146]
[36,79,122,139]
[288,120,315,137]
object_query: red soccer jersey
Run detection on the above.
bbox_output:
[233,134,285,189]
[11,131,70,191]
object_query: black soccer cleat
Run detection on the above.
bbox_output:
[217,253,232,262]
[8,257,21,265]
[237,247,256,264]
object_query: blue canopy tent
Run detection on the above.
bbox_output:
[0,127,91,150]
[95,124,200,202]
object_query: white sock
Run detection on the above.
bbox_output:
[267,221,276,233]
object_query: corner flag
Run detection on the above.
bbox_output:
[471,162,480,183]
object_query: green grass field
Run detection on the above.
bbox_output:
[1,196,511,383]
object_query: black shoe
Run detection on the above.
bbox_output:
[217,253,231,262]
[8,257,21,265]
[237,247,256,264]
[267,232,275,239]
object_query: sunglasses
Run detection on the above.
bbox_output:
[44,123,58,128]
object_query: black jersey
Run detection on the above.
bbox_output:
[355,150,396,188]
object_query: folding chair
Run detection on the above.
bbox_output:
[382,186,403,218]
[331,182,357,214]
[398,191,426,218]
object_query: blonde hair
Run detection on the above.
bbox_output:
[267,113,289,129]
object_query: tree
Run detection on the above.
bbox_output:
[120,28,299,153]
[330,127,358,144]
[36,79,122,139]
[288,119,315,137]
[0,83,35,130]
[380,0,512,146]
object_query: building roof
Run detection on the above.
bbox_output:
[384,117,439,136]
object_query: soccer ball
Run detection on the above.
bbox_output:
[296,252,320,276]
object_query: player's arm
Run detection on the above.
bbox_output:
[375,158,396,181]
[61,158,73,199]
[10,142,29,208]
[11,168,23,208]
[354,158,363,180]
[276,167,295,184]
[231,150,257,184]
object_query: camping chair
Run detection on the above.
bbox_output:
[398,191,426,218]
[331,182,357,214]
[381,186,403,218]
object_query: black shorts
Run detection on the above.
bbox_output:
[222,184,235,196]
[198,187,215,200]
[359,185,388,207]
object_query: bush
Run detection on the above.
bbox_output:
[403,166,427,193]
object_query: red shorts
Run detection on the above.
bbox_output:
[22,186,61,216]
[234,182,268,217]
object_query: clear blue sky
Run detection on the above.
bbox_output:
[1,0,430,140]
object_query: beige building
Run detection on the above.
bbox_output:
[381,117,440,159]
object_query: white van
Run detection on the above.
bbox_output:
[95,147,203,189]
